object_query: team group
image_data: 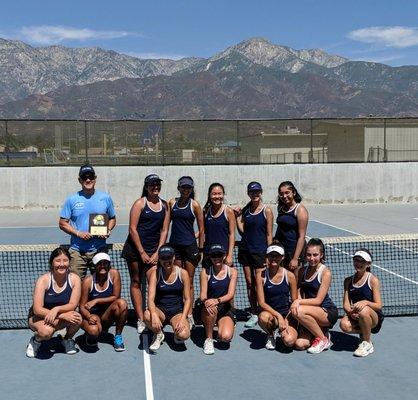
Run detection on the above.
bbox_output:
[26,164,383,358]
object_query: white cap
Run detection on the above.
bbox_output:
[353,251,372,262]
[92,252,111,265]
[266,245,285,256]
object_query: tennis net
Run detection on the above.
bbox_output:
[1,234,417,329]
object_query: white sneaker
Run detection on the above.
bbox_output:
[203,338,215,355]
[307,337,331,354]
[26,336,41,358]
[187,315,195,330]
[244,314,258,328]
[265,335,276,350]
[137,319,147,334]
[149,332,165,352]
[354,341,374,357]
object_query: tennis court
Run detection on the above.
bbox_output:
[1,204,417,399]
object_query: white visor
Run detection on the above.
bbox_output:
[353,251,372,262]
[92,252,111,265]
[266,245,285,256]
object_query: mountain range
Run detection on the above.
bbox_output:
[0,37,417,118]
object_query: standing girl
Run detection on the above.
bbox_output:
[274,181,308,271]
[291,238,338,354]
[236,182,273,328]
[203,183,235,267]
[340,249,383,357]
[122,174,170,334]
[168,176,204,329]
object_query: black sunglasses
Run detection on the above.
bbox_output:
[210,253,225,258]
[80,174,96,181]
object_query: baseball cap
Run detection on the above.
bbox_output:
[92,252,111,265]
[247,182,262,192]
[208,244,226,255]
[353,250,372,262]
[158,245,175,259]
[79,164,95,178]
[178,176,194,187]
[145,174,163,185]
[266,245,285,256]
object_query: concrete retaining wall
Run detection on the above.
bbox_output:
[0,163,417,210]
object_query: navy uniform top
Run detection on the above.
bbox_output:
[263,268,291,316]
[43,273,73,310]
[134,198,166,254]
[348,272,384,317]
[240,205,267,253]
[155,267,184,312]
[169,199,196,246]
[207,265,231,299]
[204,205,229,253]
[88,272,114,315]
[300,264,336,309]
[274,204,299,259]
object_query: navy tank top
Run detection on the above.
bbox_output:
[155,267,184,312]
[263,268,291,316]
[170,199,196,246]
[43,273,73,310]
[241,205,267,253]
[207,265,231,299]
[300,264,336,309]
[136,198,166,253]
[274,204,299,258]
[348,272,373,304]
[88,272,114,315]
[204,205,229,253]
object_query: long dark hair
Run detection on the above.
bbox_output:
[203,182,225,216]
[49,247,71,270]
[277,181,302,206]
[306,238,326,262]
[178,176,195,200]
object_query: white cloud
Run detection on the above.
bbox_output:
[18,25,138,45]
[348,26,418,48]
[353,54,404,64]
[125,51,187,60]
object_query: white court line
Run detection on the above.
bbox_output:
[142,334,155,400]
[310,219,362,236]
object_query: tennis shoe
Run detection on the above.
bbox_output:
[307,337,331,354]
[244,314,258,328]
[203,338,215,355]
[265,335,276,350]
[137,319,147,334]
[149,332,165,352]
[354,341,374,357]
[113,334,126,352]
[26,336,41,358]
[62,338,77,355]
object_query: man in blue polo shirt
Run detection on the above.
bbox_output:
[59,164,116,278]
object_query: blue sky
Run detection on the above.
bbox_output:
[1,0,418,66]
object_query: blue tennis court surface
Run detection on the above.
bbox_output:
[1,317,417,400]
[1,206,418,400]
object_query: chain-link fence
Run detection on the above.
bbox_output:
[1,118,418,166]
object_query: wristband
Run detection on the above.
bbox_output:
[217,297,222,304]
[198,247,204,253]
